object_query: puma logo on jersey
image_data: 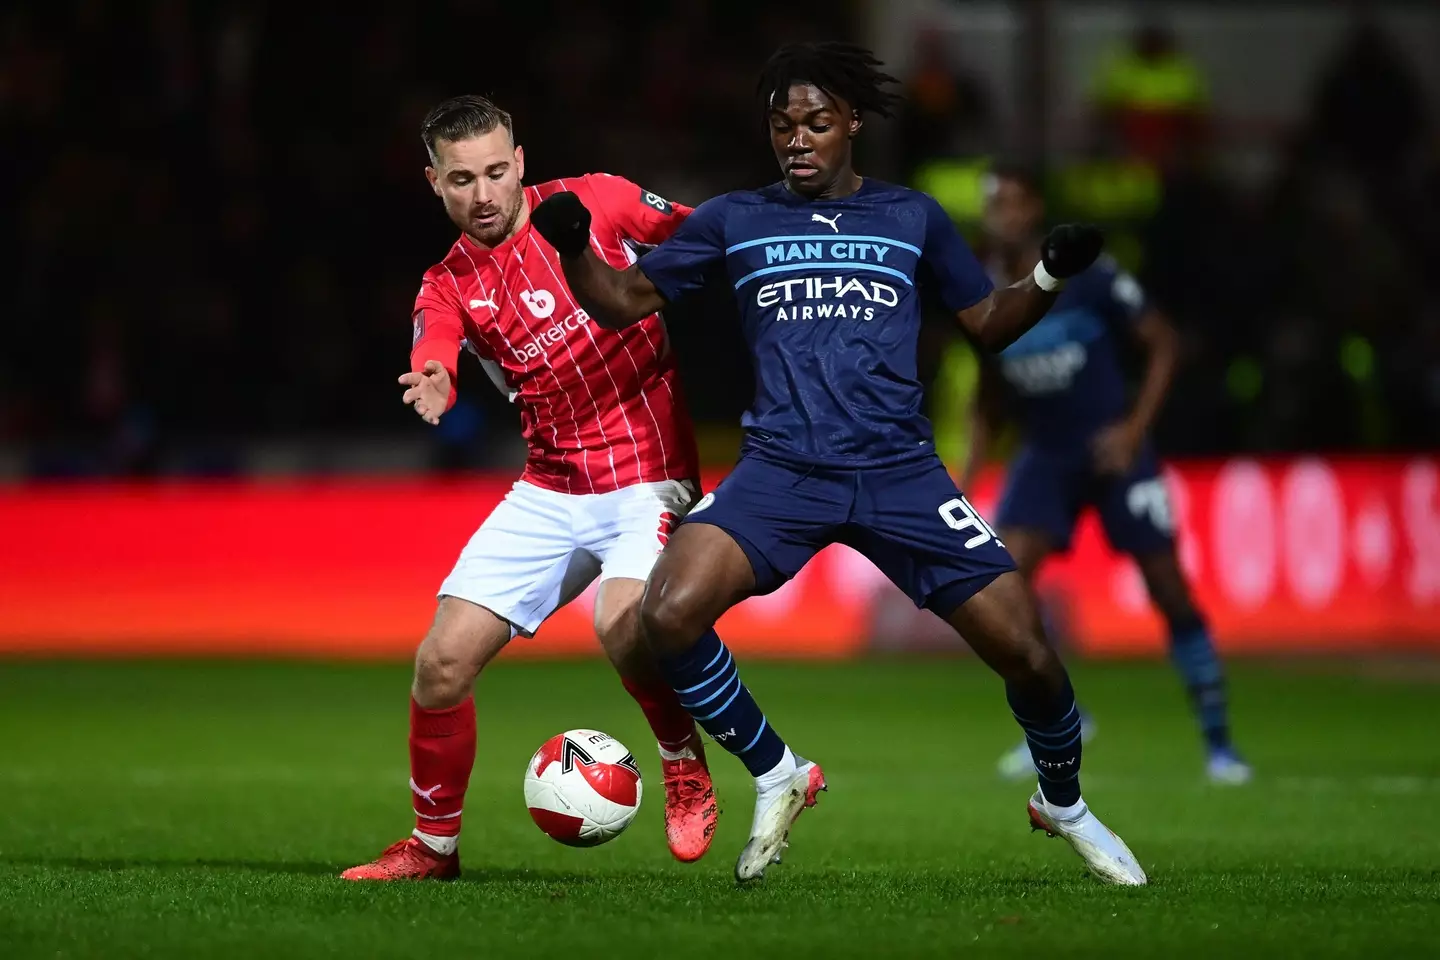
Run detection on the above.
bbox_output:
[468,296,498,311]
[519,289,556,319]
[811,212,842,232]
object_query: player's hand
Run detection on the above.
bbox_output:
[531,192,592,257]
[398,360,451,426]
[1092,419,1143,475]
[1041,224,1104,280]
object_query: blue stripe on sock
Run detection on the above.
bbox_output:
[1025,713,1082,742]
[674,651,733,695]
[738,717,769,753]
[695,681,743,721]
[1013,702,1076,727]
[1025,724,1083,746]
[1006,677,1083,808]
[659,627,787,778]
[1032,731,1082,751]
[701,643,727,673]
[679,668,740,709]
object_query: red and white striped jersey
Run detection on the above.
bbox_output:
[411,174,700,495]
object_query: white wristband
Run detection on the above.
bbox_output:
[1032,260,1065,293]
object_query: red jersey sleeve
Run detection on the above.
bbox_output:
[410,272,465,412]
[581,173,692,247]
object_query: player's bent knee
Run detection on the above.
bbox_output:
[988,630,1058,684]
[638,594,685,652]
[593,578,645,653]
[412,645,473,707]
[411,601,511,707]
[638,580,707,655]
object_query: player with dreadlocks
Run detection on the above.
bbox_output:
[530,41,1148,886]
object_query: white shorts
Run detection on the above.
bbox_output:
[439,479,697,637]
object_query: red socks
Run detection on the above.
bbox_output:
[621,675,697,752]
[409,696,476,838]
[406,678,688,843]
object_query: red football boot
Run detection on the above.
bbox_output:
[662,737,719,863]
[340,836,460,881]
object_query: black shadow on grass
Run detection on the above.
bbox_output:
[2,857,658,887]
[1,855,338,877]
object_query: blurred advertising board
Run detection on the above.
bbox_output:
[1,457,1435,658]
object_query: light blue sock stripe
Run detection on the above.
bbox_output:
[674,650,733,695]
[738,717,769,754]
[1029,731,1082,752]
[1023,718,1084,744]
[701,642,728,672]
[1011,702,1078,729]
[1011,713,1081,735]
[695,679,743,721]
[678,666,740,709]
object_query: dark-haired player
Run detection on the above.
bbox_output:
[964,164,1250,785]
[530,43,1148,885]
[342,95,719,881]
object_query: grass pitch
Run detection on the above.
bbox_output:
[0,657,1436,958]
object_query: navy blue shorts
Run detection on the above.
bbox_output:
[684,453,1016,618]
[994,443,1175,556]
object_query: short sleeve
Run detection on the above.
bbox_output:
[635,194,729,304]
[916,192,993,313]
[583,173,693,246]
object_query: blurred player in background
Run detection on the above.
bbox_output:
[962,164,1250,785]
[531,43,1147,886]
[342,96,718,881]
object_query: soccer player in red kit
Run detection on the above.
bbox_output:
[342,95,716,880]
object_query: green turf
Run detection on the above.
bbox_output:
[0,658,1437,959]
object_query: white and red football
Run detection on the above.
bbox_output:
[524,729,642,846]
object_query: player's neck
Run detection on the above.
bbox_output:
[790,170,863,201]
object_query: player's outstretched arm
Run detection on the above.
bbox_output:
[399,360,453,426]
[958,225,1103,351]
[531,192,666,330]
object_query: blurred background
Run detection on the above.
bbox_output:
[1,0,1437,657]
[4,8,1438,953]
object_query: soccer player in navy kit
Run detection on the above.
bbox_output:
[531,42,1148,886]
[963,165,1251,785]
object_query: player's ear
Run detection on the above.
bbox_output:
[514,145,525,182]
[849,110,863,139]
[425,166,442,197]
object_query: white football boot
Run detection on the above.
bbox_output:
[734,757,827,883]
[1027,791,1148,885]
[1206,749,1253,785]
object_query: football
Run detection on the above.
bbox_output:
[524,728,643,846]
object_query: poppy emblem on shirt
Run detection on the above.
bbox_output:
[520,289,556,319]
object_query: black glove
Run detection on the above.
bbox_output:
[530,192,592,257]
[1040,224,1104,280]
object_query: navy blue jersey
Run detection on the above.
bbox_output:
[994,257,1148,450]
[638,179,992,466]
